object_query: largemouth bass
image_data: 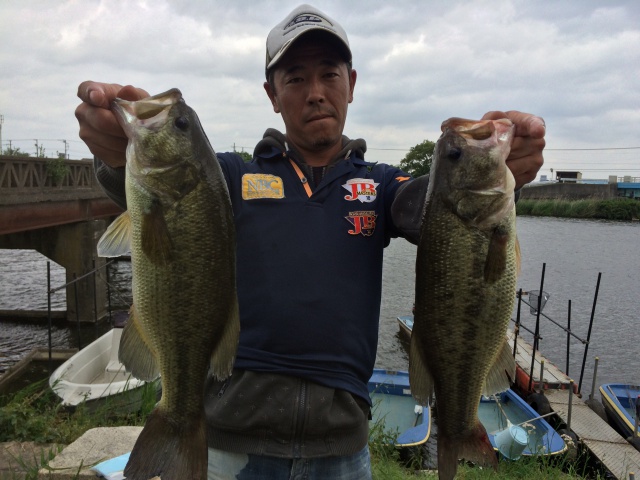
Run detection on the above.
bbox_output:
[409,118,519,480]
[97,88,239,480]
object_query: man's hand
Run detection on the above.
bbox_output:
[482,110,546,190]
[75,82,149,168]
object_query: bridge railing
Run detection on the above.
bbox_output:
[0,156,107,204]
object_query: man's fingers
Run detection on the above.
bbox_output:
[482,110,546,139]
[77,81,124,108]
[77,82,149,108]
[117,85,150,102]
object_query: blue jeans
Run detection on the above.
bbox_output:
[207,446,372,480]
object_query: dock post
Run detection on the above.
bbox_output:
[589,357,600,401]
[47,261,53,370]
[528,264,546,393]
[578,272,602,393]
[567,379,574,430]
[74,273,81,350]
[566,299,571,375]
[635,396,640,438]
[513,288,523,358]
[539,360,545,393]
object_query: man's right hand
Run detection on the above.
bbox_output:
[75,82,149,168]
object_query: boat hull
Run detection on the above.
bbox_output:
[600,383,640,440]
[368,369,431,447]
[49,328,157,411]
[479,389,566,457]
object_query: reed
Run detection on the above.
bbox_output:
[517,198,640,221]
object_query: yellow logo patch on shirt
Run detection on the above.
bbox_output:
[242,174,285,200]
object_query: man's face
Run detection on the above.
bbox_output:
[264,38,356,158]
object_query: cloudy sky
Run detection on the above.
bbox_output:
[1,0,638,180]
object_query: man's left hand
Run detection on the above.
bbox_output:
[482,110,546,190]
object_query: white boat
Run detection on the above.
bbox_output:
[49,327,157,411]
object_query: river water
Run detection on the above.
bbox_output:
[1,216,639,395]
[377,216,640,395]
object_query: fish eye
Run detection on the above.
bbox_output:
[447,146,462,160]
[174,116,189,131]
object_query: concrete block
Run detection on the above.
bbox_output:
[37,426,141,479]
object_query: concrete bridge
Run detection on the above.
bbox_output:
[0,155,123,322]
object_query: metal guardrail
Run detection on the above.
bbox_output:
[0,156,95,191]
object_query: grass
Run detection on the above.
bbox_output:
[516,198,640,221]
[368,412,609,480]
[0,378,157,479]
[0,379,611,480]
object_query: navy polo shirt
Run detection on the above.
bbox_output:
[217,147,410,403]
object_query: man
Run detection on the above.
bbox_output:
[75,5,545,479]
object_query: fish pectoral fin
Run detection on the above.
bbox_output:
[482,339,516,396]
[483,225,512,282]
[118,305,159,381]
[97,211,132,257]
[408,332,434,406]
[210,299,240,380]
[141,201,173,265]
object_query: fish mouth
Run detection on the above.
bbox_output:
[441,117,515,147]
[441,117,517,199]
[112,88,183,134]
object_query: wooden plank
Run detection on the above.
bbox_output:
[546,389,640,480]
[506,330,576,393]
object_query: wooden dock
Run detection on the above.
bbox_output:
[508,330,640,479]
[507,330,576,393]
[547,388,640,480]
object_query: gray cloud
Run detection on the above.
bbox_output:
[0,0,638,177]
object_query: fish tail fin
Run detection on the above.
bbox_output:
[124,406,207,480]
[210,298,240,380]
[438,421,497,480]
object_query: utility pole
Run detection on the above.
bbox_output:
[60,139,69,159]
[0,115,4,155]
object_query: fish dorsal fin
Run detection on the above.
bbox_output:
[141,201,173,265]
[482,339,516,396]
[409,331,434,406]
[118,305,159,382]
[97,212,132,257]
[210,298,241,380]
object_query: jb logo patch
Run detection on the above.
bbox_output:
[345,211,377,236]
[342,178,379,203]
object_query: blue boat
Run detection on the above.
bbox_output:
[600,383,640,441]
[368,369,431,447]
[397,314,413,340]
[479,389,566,457]
[396,315,565,457]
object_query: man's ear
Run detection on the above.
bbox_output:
[263,82,280,113]
[348,69,357,104]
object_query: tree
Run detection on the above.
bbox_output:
[2,146,30,157]
[237,151,252,163]
[399,139,435,178]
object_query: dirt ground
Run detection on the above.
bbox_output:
[0,442,62,479]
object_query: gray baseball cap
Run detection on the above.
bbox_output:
[265,4,351,77]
